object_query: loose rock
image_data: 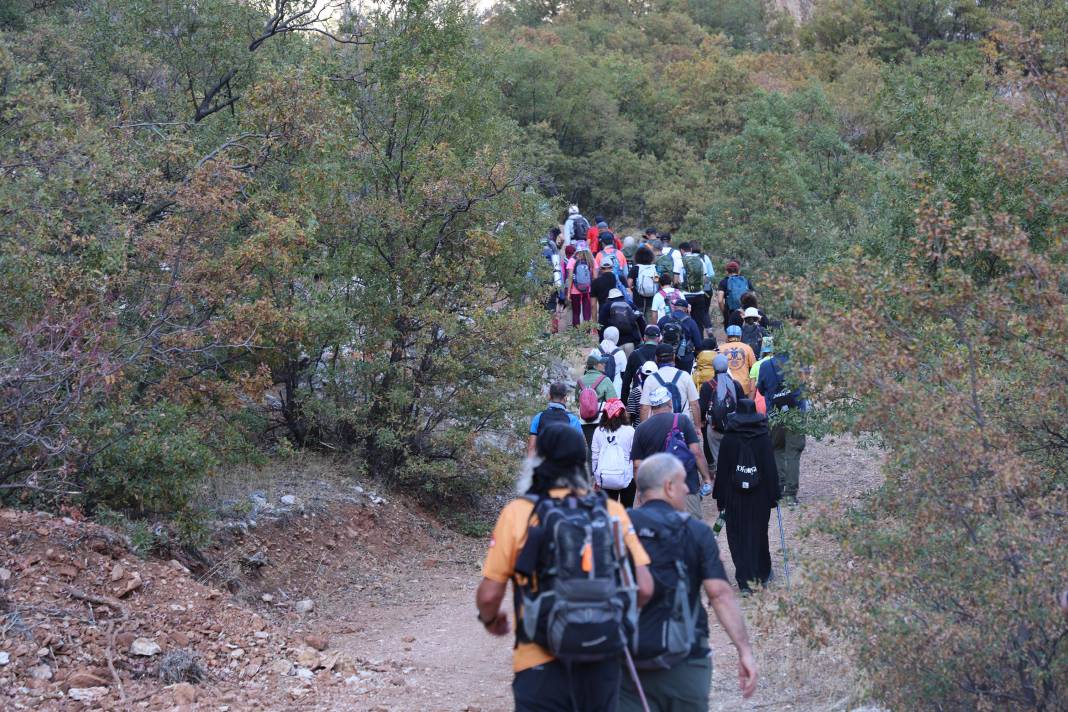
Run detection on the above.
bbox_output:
[304,634,329,651]
[28,663,52,680]
[69,687,109,702]
[294,599,314,614]
[171,682,197,705]
[130,638,161,657]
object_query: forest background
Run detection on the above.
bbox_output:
[1,0,1066,708]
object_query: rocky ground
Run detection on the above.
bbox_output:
[0,431,885,711]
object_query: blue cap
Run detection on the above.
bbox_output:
[726,325,742,337]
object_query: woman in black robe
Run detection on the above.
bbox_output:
[712,399,780,592]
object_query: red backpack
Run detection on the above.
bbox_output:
[578,376,606,420]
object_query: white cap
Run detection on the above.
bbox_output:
[640,361,657,376]
[568,205,579,215]
[649,387,672,407]
[743,307,761,319]
[608,288,623,298]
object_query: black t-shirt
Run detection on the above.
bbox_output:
[632,412,700,492]
[628,499,727,659]
[590,272,617,304]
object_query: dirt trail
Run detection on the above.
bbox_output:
[310,433,883,711]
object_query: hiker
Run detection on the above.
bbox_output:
[600,288,643,352]
[592,398,637,507]
[739,307,766,356]
[756,352,808,505]
[631,387,713,519]
[639,344,703,430]
[596,326,628,396]
[658,296,702,375]
[721,325,756,397]
[566,248,595,328]
[699,354,746,469]
[622,234,638,261]
[593,219,622,254]
[627,360,657,427]
[595,233,630,293]
[592,261,620,314]
[717,261,754,329]
[692,349,718,468]
[630,245,659,324]
[622,325,661,402]
[658,232,683,286]
[542,228,564,330]
[749,336,775,384]
[476,423,654,711]
[577,352,619,459]
[651,272,681,322]
[713,399,780,593]
[563,205,590,248]
[679,242,713,334]
[622,453,759,710]
[727,292,769,329]
[527,382,583,457]
[691,241,716,327]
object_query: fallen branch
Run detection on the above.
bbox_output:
[62,587,128,702]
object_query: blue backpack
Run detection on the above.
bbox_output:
[725,274,749,311]
[663,414,696,474]
[652,371,684,414]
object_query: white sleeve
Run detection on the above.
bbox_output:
[563,219,573,243]
[591,428,604,473]
[672,249,683,275]
[683,373,700,403]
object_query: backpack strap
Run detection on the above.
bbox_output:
[670,371,682,387]
[652,372,667,388]
[594,375,606,390]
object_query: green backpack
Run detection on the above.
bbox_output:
[682,254,704,293]
[655,252,674,278]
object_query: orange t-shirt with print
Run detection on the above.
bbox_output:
[481,489,650,673]
[720,341,756,397]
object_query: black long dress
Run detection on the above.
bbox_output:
[712,400,780,591]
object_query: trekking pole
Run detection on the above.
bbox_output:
[775,504,791,590]
[622,645,651,712]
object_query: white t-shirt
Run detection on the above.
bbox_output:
[639,366,699,410]
[596,342,627,395]
[664,246,683,276]
[591,425,635,488]
[650,287,681,321]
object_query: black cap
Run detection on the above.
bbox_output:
[644,325,661,339]
[655,343,675,361]
[672,296,689,308]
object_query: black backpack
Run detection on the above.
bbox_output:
[741,323,765,356]
[569,215,591,243]
[733,438,760,491]
[661,319,682,350]
[706,377,738,433]
[629,509,698,670]
[652,371,685,414]
[514,492,637,662]
[536,406,571,434]
[609,301,635,334]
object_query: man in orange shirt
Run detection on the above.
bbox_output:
[476,424,654,711]
[721,325,756,397]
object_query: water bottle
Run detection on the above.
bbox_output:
[712,511,726,534]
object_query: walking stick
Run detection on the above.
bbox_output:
[776,504,791,590]
[622,646,651,712]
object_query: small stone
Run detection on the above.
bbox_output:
[170,631,189,647]
[171,682,197,705]
[280,495,296,506]
[253,631,269,640]
[303,634,328,652]
[294,599,314,614]
[289,686,309,698]
[294,647,320,669]
[230,648,244,659]
[64,672,108,690]
[109,564,125,582]
[260,594,273,603]
[269,659,294,676]
[0,567,10,582]
[168,559,189,573]
[130,638,161,657]
[295,667,314,680]
[117,573,143,598]
[69,686,109,702]
[344,675,360,686]
[36,647,50,658]
[28,663,52,680]
[0,651,9,665]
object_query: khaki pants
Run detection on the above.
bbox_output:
[771,423,805,498]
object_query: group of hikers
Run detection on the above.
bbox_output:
[478,207,811,711]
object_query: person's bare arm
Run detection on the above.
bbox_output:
[526,435,537,459]
[704,578,757,698]
[717,290,726,312]
[634,565,653,608]
[639,404,651,422]
[689,400,703,441]
[689,442,712,485]
[475,577,510,636]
